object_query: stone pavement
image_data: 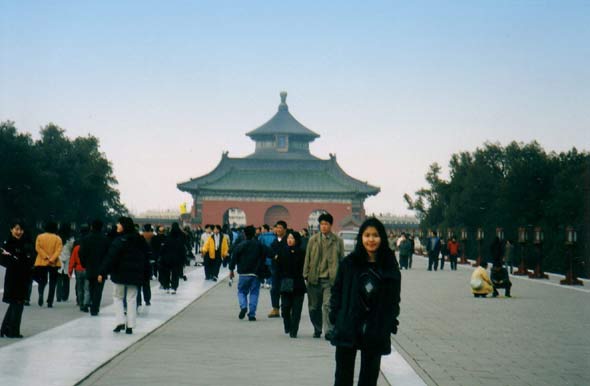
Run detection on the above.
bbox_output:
[1,254,588,386]
[390,256,590,386]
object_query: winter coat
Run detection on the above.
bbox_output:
[447,240,460,256]
[34,232,63,268]
[471,267,493,295]
[79,231,110,279]
[276,244,306,296]
[1,236,34,304]
[229,239,266,276]
[398,239,412,257]
[58,237,75,274]
[100,232,148,286]
[68,245,85,275]
[329,249,401,355]
[160,234,185,267]
[201,234,229,260]
[303,232,345,286]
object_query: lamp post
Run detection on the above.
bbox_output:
[496,227,504,241]
[473,228,484,267]
[529,227,549,279]
[514,227,531,275]
[460,228,469,264]
[561,226,583,285]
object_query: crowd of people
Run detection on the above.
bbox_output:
[3,212,516,385]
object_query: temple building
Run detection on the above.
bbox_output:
[177,92,379,232]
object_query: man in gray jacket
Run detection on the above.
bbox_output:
[303,212,344,340]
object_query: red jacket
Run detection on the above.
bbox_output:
[447,240,460,256]
[68,245,85,275]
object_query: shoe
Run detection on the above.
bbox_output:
[38,298,43,307]
[183,275,187,281]
[239,308,247,320]
[284,326,290,334]
[113,324,125,333]
[313,331,321,338]
[47,303,53,308]
[24,301,30,306]
[0,330,6,337]
[248,316,256,321]
[171,290,177,294]
[90,312,99,316]
[145,301,151,306]
[81,306,89,312]
[212,277,218,282]
[505,294,512,298]
[290,332,297,338]
[166,289,170,294]
[268,308,280,318]
[125,327,133,334]
[325,333,333,341]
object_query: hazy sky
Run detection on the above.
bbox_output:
[1,1,589,216]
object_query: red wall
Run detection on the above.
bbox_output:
[200,200,352,232]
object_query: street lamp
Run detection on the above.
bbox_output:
[529,227,548,279]
[473,228,484,266]
[561,226,583,286]
[496,227,504,241]
[514,227,531,276]
[459,228,469,264]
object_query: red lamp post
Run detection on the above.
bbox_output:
[529,227,549,279]
[560,227,583,286]
[514,227,532,276]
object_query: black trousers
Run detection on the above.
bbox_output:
[428,253,438,271]
[56,272,70,301]
[137,279,152,305]
[37,266,59,305]
[280,292,304,336]
[334,346,382,386]
[160,262,181,290]
[88,277,105,315]
[203,256,211,279]
[449,254,458,270]
[1,303,24,336]
[210,257,222,279]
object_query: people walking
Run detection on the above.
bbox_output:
[303,212,344,339]
[426,231,441,271]
[79,220,110,316]
[229,225,266,321]
[1,221,34,338]
[159,223,185,294]
[137,224,154,304]
[201,225,229,281]
[329,217,401,386]
[98,217,148,334]
[258,224,276,290]
[56,223,74,302]
[398,233,412,270]
[34,221,63,308]
[447,237,460,271]
[268,221,288,318]
[68,226,91,312]
[277,230,306,338]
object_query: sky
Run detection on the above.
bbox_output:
[1,1,589,217]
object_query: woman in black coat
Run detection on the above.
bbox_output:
[1,221,34,338]
[159,223,185,294]
[98,216,147,335]
[277,230,306,338]
[329,218,401,386]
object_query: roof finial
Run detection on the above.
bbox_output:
[279,91,288,111]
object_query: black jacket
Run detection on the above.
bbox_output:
[100,232,148,286]
[329,249,401,355]
[271,237,289,267]
[79,231,110,279]
[229,239,265,275]
[160,234,185,267]
[276,245,306,295]
[1,236,34,303]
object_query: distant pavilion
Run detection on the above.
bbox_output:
[177,92,379,231]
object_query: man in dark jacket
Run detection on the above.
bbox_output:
[268,221,289,318]
[79,220,110,316]
[229,226,266,321]
[427,231,441,271]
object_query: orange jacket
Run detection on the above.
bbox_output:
[35,232,63,267]
[68,245,85,275]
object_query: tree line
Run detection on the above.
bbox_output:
[405,141,590,277]
[0,121,127,233]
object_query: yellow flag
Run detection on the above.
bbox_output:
[180,202,188,215]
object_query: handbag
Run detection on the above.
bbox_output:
[470,278,483,290]
[280,277,294,293]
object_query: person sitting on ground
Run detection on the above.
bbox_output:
[470,260,493,298]
[490,264,512,298]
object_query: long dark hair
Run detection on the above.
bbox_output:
[353,217,394,262]
[118,216,135,234]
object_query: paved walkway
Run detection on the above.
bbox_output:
[1,254,588,385]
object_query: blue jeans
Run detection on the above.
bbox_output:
[237,276,260,317]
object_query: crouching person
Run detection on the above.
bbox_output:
[470,260,493,298]
[491,264,512,298]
